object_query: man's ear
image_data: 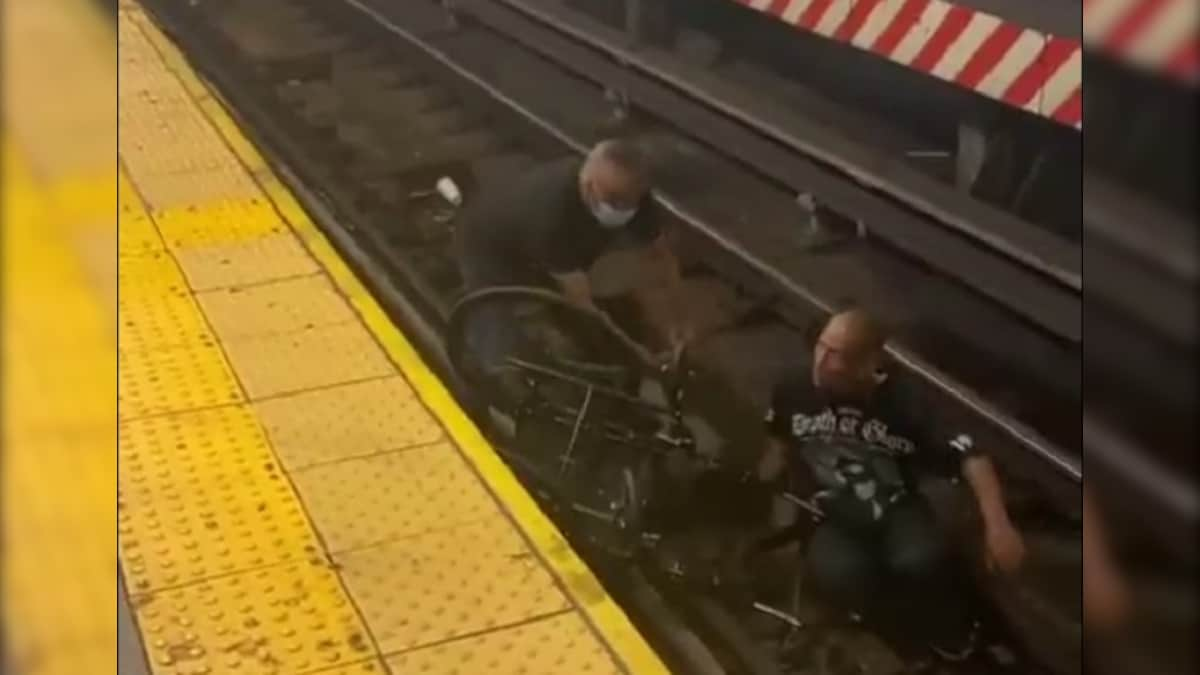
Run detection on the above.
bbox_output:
[868,351,889,384]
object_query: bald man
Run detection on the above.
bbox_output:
[455,139,687,374]
[756,308,1026,665]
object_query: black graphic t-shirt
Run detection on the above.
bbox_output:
[765,371,976,523]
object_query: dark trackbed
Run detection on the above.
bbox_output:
[132,0,1103,672]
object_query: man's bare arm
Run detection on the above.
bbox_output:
[963,454,1026,573]
[758,436,788,483]
[645,231,682,287]
[641,231,694,346]
[963,455,1009,528]
[550,270,598,312]
[551,268,657,364]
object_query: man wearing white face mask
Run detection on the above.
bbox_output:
[455,139,689,374]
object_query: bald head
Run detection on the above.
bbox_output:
[579,140,652,225]
[812,308,889,395]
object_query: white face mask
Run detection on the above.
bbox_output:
[591,200,638,228]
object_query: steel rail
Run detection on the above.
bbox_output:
[454,0,1082,309]
[341,0,1082,484]
[134,4,733,672]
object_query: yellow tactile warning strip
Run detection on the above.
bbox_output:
[386,612,627,673]
[119,406,324,591]
[336,524,571,654]
[3,0,118,672]
[253,377,443,469]
[137,563,368,673]
[118,4,669,675]
[290,442,503,551]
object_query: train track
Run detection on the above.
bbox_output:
[427,0,1196,555]
[140,0,1082,480]
[130,0,1090,670]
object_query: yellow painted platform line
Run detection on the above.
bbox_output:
[122,3,669,674]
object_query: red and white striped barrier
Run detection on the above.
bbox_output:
[734,0,1083,127]
[1085,0,1197,85]
[734,0,1193,129]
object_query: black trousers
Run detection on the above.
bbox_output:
[805,496,974,650]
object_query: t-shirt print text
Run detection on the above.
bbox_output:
[777,406,916,455]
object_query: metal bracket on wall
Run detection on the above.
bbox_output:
[624,0,644,45]
[441,0,461,30]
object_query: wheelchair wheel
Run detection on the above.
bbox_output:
[446,286,645,411]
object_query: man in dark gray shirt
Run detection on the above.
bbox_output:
[456,139,688,373]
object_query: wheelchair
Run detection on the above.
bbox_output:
[445,285,707,559]
[445,287,1067,675]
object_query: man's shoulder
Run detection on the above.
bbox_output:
[873,373,961,453]
[519,156,582,198]
[462,157,580,231]
[874,372,925,417]
[771,368,816,403]
[515,157,584,226]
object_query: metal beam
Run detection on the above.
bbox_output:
[453,0,1082,343]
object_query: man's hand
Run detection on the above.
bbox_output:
[645,230,694,354]
[588,302,662,368]
[1084,555,1131,632]
[667,322,696,350]
[963,454,1025,575]
[661,322,696,369]
[552,270,596,311]
[984,519,1026,574]
[757,436,787,483]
